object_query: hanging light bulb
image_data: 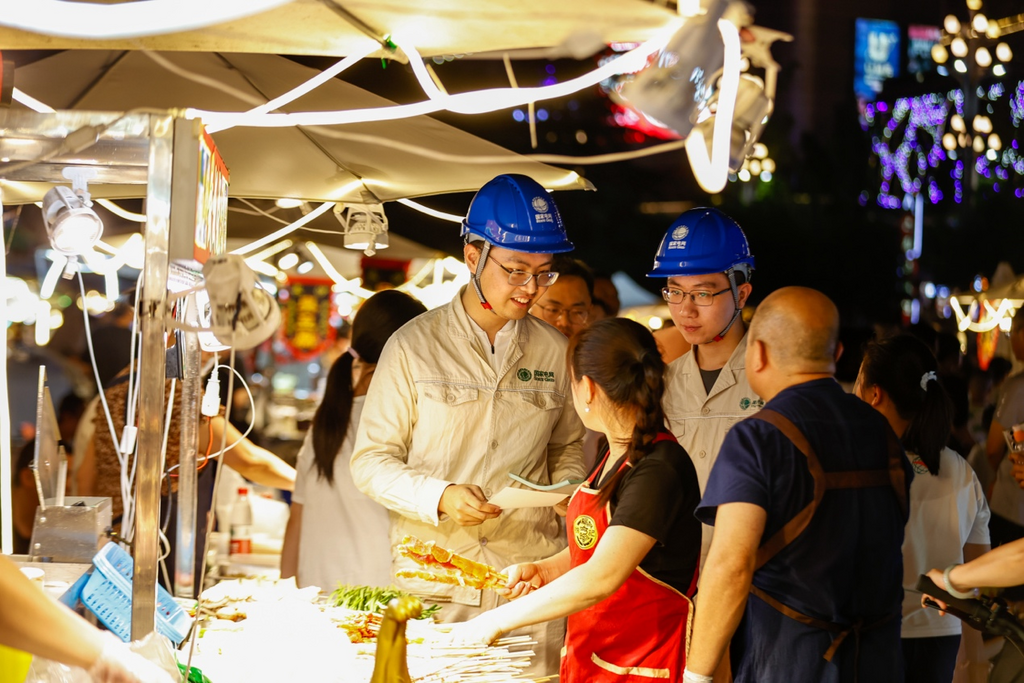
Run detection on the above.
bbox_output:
[944,15,961,34]
[994,64,1007,77]
[277,252,300,270]
[973,135,986,153]
[931,43,949,64]
[966,0,982,9]
[954,59,968,73]
[951,37,969,58]
[975,46,992,67]
[989,133,1002,150]
[942,133,958,151]
[996,42,1012,62]
[951,114,966,132]
[972,13,988,34]
[334,202,389,256]
[41,186,104,256]
[987,23,1001,39]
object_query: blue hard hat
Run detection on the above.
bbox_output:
[461,174,574,254]
[648,207,755,278]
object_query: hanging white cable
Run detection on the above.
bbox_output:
[205,42,379,133]
[502,53,537,150]
[396,198,464,223]
[76,270,126,513]
[188,23,681,129]
[230,201,334,256]
[0,0,293,41]
[162,362,257,475]
[13,88,55,113]
[119,276,144,540]
[143,51,266,107]
[311,126,687,165]
[96,199,147,222]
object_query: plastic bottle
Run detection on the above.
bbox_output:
[229,487,253,555]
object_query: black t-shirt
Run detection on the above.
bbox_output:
[592,439,702,594]
[699,366,722,395]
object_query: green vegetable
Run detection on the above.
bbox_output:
[177,661,212,683]
[328,584,441,619]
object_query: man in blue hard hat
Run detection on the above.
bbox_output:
[648,207,762,568]
[351,174,586,675]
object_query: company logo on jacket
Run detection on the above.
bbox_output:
[518,368,555,383]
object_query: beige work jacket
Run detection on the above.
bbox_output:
[663,333,763,565]
[351,290,586,607]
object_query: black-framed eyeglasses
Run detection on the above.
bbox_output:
[488,256,559,287]
[661,286,731,306]
[532,303,589,325]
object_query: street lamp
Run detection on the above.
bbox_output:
[928,0,1018,194]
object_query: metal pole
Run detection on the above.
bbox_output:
[0,188,11,556]
[174,320,201,598]
[132,113,174,639]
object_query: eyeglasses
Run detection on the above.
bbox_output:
[488,256,559,287]
[533,303,589,325]
[661,286,731,306]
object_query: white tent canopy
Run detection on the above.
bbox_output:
[3,50,591,205]
[0,0,677,59]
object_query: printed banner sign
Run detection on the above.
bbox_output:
[279,276,336,361]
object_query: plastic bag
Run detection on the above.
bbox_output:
[24,632,178,683]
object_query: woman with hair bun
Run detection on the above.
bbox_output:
[281,289,426,589]
[453,318,702,682]
[854,334,991,683]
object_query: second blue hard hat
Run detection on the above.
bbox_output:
[648,207,754,277]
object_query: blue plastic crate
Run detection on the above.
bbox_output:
[81,542,192,645]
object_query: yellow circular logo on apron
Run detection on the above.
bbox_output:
[573,515,598,550]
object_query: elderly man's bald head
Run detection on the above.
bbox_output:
[749,287,840,375]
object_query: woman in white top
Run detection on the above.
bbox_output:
[281,290,426,590]
[855,334,991,683]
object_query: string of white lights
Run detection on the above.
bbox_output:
[13,88,55,113]
[96,198,147,222]
[205,42,380,133]
[0,0,293,41]
[309,126,688,165]
[230,201,334,256]
[187,22,681,129]
[684,20,742,194]
[396,198,464,223]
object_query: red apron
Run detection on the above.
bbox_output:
[560,433,698,682]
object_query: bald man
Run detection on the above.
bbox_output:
[684,288,912,683]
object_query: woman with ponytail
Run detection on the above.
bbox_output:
[855,334,991,683]
[281,290,425,589]
[453,318,702,682]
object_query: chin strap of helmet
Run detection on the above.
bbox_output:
[470,240,494,312]
[711,265,749,343]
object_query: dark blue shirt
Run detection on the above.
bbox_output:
[696,378,911,683]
